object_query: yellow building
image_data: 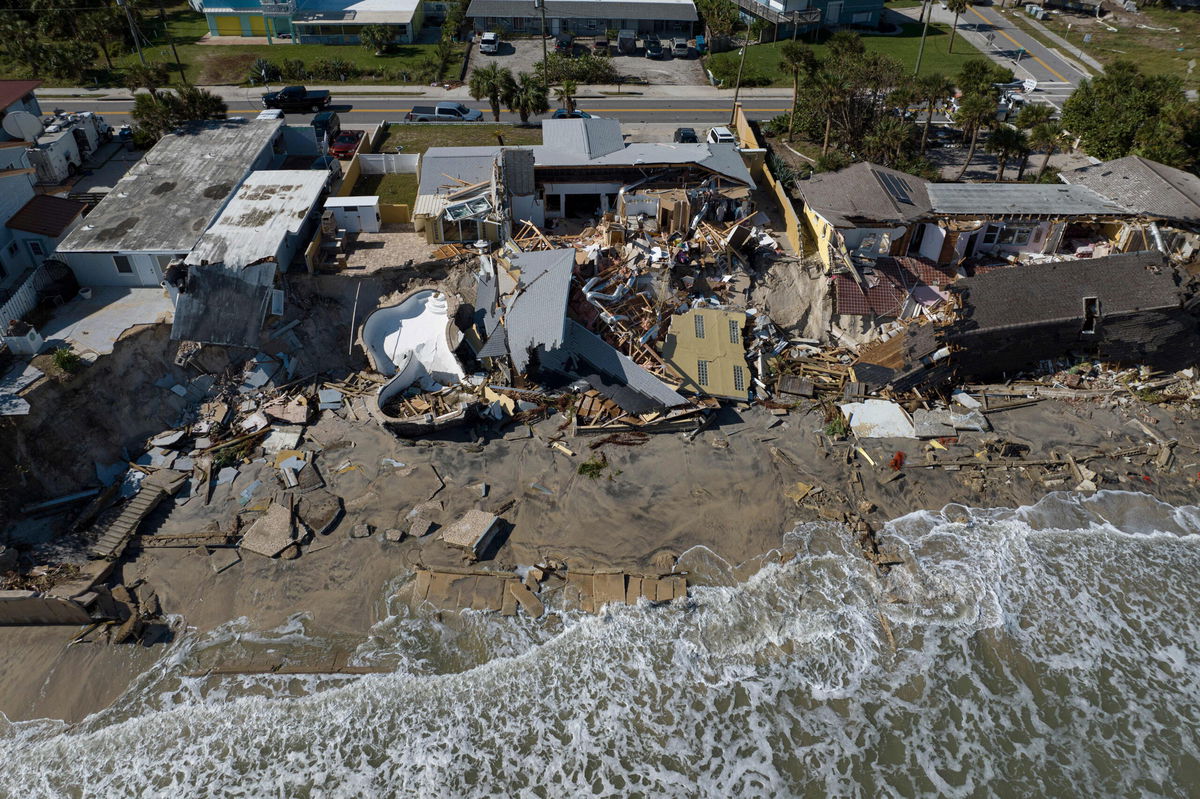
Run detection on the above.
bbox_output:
[660,308,750,401]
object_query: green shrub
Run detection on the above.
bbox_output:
[52,347,82,374]
[535,53,619,84]
[248,57,280,83]
[280,59,308,81]
[577,455,608,479]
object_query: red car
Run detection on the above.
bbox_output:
[330,129,364,159]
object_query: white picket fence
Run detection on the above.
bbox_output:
[0,263,51,332]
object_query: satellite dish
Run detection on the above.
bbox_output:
[3,110,44,142]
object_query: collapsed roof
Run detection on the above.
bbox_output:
[170,263,276,348]
[798,162,932,227]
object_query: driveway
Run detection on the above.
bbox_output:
[465,37,707,88]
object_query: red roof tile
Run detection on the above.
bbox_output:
[0,80,41,111]
[6,194,85,238]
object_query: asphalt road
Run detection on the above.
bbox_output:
[40,95,792,128]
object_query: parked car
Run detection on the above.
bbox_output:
[311,111,340,140]
[592,38,610,55]
[261,85,331,113]
[551,109,593,119]
[555,35,574,56]
[706,126,736,145]
[925,126,963,149]
[329,129,364,159]
[672,38,690,58]
[673,127,699,143]
[644,34,663,59]
[479,31,500,54]
[617,29,637,54]
[405,102,484,122]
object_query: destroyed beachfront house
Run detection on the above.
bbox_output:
[475,248,689,416]
[413,117,755,245]
[852,251,1200,393]
[168,170,330,349]
[1060,155,1200,263]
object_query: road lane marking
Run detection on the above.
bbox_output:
[969,6,1069,84]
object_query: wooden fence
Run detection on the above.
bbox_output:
[0,263,51,331]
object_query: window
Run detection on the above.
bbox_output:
[997,225,1033,246]
[1082,297,1100,335]
[694,313,705,339]
[26,240,44,257]
[981,225,999,246]
[728,319,740,344]
[733,365,746,393]
[696,360,709,387]
[113,254,132,274]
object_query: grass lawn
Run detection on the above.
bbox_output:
[381,123,543,154]
[1010,6,1200,89]
[705,22,989,88]
[353,173,421,206]
[0,4,461,87]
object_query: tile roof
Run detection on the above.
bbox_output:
[0,80,41,110]
[832,257,954,317]
[926,183,1129,217]
[5,194,85,238]
[799,162,932,227]
[951,251,1183,333]
[1060,156,1200,225]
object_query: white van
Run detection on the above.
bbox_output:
[480,32,500,54]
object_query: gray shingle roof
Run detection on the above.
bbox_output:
[171,263,275,347]
[1060,156,1200,225]
[466,0,698,22]
[504,248,575,373]
[952,251,1182,333]
[926,182,1129,217]
[798,162,931,227]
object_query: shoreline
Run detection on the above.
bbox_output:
[2,387,1197,725]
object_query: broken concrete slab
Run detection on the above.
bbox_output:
[383,527,406,542]
[593,573,627,609]
[508,581,545,618]
[840,400,916,439]
[239,503,294,558]
[349,523,373,539]
[440,510,501,559]
[409,517,436,538]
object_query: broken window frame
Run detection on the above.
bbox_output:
[1082,296,1100,335]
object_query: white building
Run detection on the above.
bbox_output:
[56,117,286,288]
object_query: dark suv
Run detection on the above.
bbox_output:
[555,35,574,56]
[644,34,663,59]
[673,127,698,143]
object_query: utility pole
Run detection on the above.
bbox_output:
[116,0,145,65]
[158,2,186,84]
[729,24,749,125]
[535,0,549,89]
[792,11,799,42]
[914,0,931,76]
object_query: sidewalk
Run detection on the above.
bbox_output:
[1017,14,1104,73]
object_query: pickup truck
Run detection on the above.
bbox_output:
[262,86,332,113]
[405,102,483,122]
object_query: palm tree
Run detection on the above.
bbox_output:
[985,125,1028,181]
[946,0,970,54]
[1029,120,1066,180]
[554,79,577,115]
[504,72,550,124]
[1012,103,1054,179]
[813,70,849,156]
[124,63,171,98]
[359,25,393,56]
[955,93,998,180]
[864,116,912,166]
[914,72,954,153]
[469,63,515,122]
[779,41,817,142]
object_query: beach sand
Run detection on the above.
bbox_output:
[2,391,1196,724]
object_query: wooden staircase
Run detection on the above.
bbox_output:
[88,471,188,560]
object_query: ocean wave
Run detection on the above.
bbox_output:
[2,492,1198,798]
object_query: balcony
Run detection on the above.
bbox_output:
[259,0,295,16]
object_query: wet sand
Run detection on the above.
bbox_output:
[2,394,1198,724]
